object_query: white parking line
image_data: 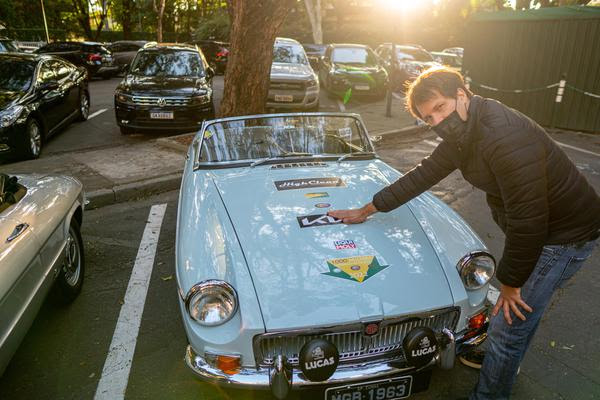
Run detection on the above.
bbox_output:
[336,99,346,112]
[88,108,107,119]
[556,141,600,158]
[424,140,439,148]
[94,204,167,400]
[392,92,405,101]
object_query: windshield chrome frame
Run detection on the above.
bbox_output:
[192,112,377,171]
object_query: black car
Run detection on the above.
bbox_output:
[192,40,229,74]
[319,44,388,98]
[375,44,440,92]
[114,43,215,135]
[0,37,20,53]
[107,40,147,74]
[0,53,89,160]
[35,41,119,79]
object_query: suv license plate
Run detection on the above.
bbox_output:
[355,84,370,91]
[274,95,294,102]
[150,112,173,119]
[325,376,412,400]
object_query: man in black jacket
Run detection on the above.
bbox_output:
[329,67,600,399]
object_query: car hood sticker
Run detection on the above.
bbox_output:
[275,178,345,191]
[305,192,329,199]
[323,256,388,283]
[297,214,342,228]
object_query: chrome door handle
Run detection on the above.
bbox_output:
[7,223,29,242]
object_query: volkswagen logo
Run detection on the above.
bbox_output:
[157,98,166,106]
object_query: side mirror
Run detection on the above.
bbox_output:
[308,56,319,71]
[39,81,59,91]
[206,66,215,78]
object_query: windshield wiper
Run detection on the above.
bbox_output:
[336,151,376,163]
[250,152,313,168]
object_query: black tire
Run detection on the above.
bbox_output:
[21,118,43,160]
[120,126,134,135]
[77,90,90,121]
[54,219,85,303]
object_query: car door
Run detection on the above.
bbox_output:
[53,59,79,119]
[35,60,63,132]
[319,46,332,84]
[0,215,44,374]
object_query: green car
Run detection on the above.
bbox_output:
[319,44,388,99]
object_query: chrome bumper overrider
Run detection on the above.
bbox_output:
[184,327,487,389]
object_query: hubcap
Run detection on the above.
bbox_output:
[28,122,41,156]
[80,94,89,118]
[63,230,81,286]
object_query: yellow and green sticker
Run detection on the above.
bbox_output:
[323,256,388,283]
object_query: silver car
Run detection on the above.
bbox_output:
[267,37,320,111]
[0,173,85,375]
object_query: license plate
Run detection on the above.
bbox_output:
[325,376,412,400]
[150,112,174,119]
[274,94,294,102]
[355,84,370,91]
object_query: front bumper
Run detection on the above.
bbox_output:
[115,101,214,132]
[0,123,26,157]
[184,325,487,390]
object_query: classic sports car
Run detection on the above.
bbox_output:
[0,173,85,376]
[176,113,494,399]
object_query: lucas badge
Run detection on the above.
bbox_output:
[297,214,342,228]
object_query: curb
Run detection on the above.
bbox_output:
[85,172,183,209]
[156,133,195,153]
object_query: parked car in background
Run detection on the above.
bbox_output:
[431,51,462,72]
[177,112,493,399]
[114,43,215,135]
[107,40,147,75]
[0,172,85,376]
[320,44,388,98]
[35,41,119,79]
[192,40,229,74]
[0,37,20,53]
[0,53,89,160]
[302,43,327,71]
[442,47,464,58]
[375,44,439,92]
[267,37,319,111]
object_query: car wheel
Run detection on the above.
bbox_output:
[22,118,43,159]
[54,219,85,303]
[120,126,134,135]
[77,90,90,121]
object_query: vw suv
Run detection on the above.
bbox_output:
[114,43,215,135]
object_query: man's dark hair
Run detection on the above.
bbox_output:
[406,66,473,119]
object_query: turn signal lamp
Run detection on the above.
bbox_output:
[468,312,487,331]
[206,352,241,375]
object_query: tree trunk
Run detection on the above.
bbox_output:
[154,0,166,42]
[219,0,294,117]
[122,0,133,39]
[72,0,94,40]
[304,0,322,44]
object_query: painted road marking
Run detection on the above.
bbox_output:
[94,203,168,400]
[556,141,600,158]
[336,99,346,112]
[89,108,107,119]
[393,92,405,101]
[424,140,439,147]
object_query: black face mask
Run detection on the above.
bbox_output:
[432,99,468,143]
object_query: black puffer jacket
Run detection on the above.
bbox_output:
[373,95,600,287]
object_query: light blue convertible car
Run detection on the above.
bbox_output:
[176,113,495,399]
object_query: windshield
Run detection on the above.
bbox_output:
[396,48,434,62]
[198,115,373,163]
[130,50,204,77]
[332,47,378,65]
[273,44,308,65]
[0,40,19,53]
[0,58,35,91]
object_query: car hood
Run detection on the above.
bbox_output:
[270,63,314,80]
[211,162,454,331]
[119,75,209,96]
[0,90,24,109]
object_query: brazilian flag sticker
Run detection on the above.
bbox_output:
[323,256,389,283]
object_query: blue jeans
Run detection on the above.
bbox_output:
[470,238,598,400]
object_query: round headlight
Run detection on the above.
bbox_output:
[185,280,238,326]
[458,251,496,290]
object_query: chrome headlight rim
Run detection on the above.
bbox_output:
[457,250,496,291]
[185,279,238,326]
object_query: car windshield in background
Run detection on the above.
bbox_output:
[198,115,373,163]
[0,59,35,91]
[131,50,203,77]
[397,48,434,62]
[303,44,326,55]
[332,48,377,65]
[0,40,19,53]
[273,44,308,64]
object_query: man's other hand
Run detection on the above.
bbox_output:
[328,202,377,224]
[492,284,533,325]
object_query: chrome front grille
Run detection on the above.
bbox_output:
[254,307,459,367]
[270,81,304,90]
[132,96,190,106]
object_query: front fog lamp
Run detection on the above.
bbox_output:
[458,251,496,290]
[185,280,238,326]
